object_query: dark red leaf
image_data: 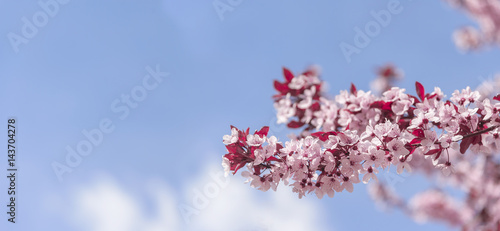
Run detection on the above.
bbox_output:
[313,84,322,98]
[382,137,394,144]
[283,67,294,82]
[370,101,392,110]
[273,80,289,94]
[312,131,337,142]
[460,137,473,154]
[407,107,416,117]
[378,64,397,78]
[494,94,500,101]
[255,126,270,137]
[266,156,279,162]
[253,165,262,175]
[311,102,320,111]
[471,135,482,145]
[295,107,305,117]
[287,120,304,128]
[276,143,283,152]
[238,131,247,143]
[381,102,393,111]
[350,83,357,95]
[425,149,441,156]
[223,153,235,161]
[397,118,410,129]
[410,138,421,145]
[249,146,259,158]
[311,131,325,138]
[412,129,425,138]
[370,101,385,109]
[409,95,420,104]
[415,81,425,100]
[226,143,244,154]
[434,151,442,161]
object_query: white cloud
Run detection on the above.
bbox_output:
[67,164,329,231]
[181,165,328,231]
[69,175,180,231]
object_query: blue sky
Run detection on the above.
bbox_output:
[1,0,500,230]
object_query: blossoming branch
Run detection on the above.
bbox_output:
[222,67,500,199]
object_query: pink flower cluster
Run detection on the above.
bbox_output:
[445,0,500,50]
[369,129,500,230]
[370,64,403,94]
[409,190,473,226]
[222,67,500,202]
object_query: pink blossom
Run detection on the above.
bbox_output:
[446,0,500,50]
[438,134,462,149]
[297,86,316,109]
[288,75,306,89]
[373,120,400,138]
[361,166,379,184]
[274,94,296,124]
[454,26,482,50]
[387,139,409,158]
[363,145,385,168]
[247,134,265,146]
[222,157,230,177]
[409,190,471,226]
[437,161,455,176]
[396,155,412,174]
[484,128,500,149]
[222,128,239,145]
[409,109,439,129]
[340,172,360,193]
[338,130,359,146]
[451,87,481,106]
